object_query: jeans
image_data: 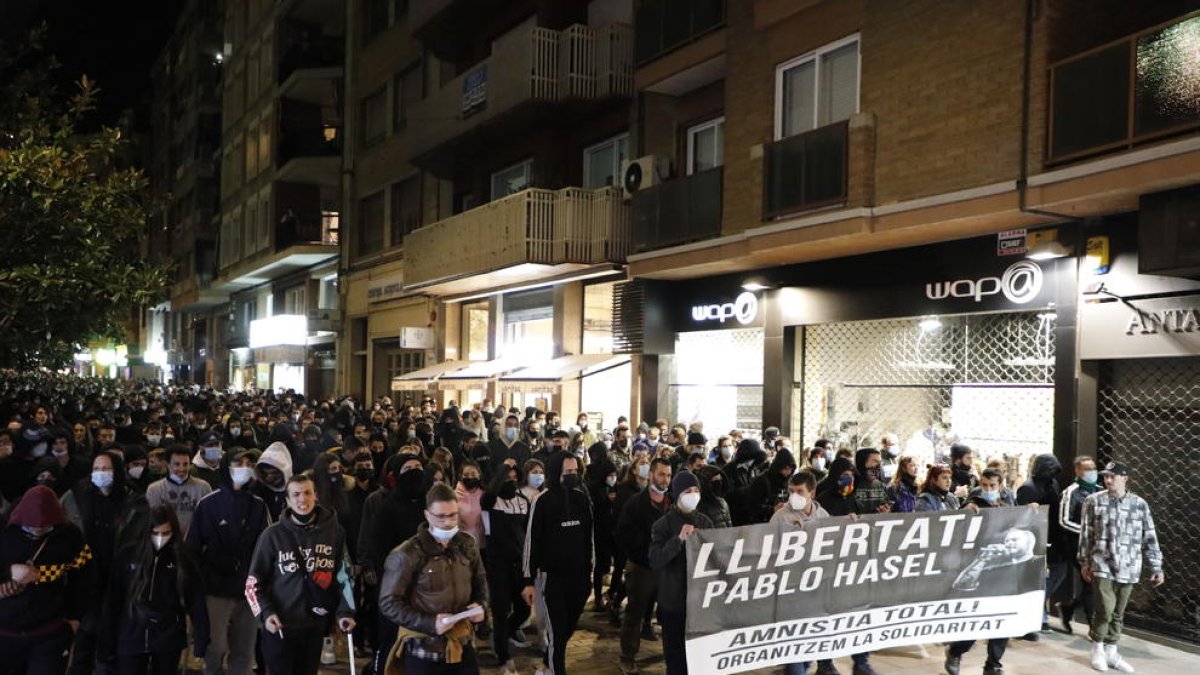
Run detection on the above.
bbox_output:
[204,595,258,675]
[619,564,657,665]
[1090,578,1134,644]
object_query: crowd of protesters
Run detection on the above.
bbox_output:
[0,372,1163,675]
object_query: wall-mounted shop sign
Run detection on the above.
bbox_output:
[1080,295,1200,359]
[367,274,405,304]
[925,260,1044,305]
[691,291,759,325]
[997,229,1027,256]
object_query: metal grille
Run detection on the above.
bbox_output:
[612,279,644,354]
[797,311,1056,481]
[1097,357,1200,643]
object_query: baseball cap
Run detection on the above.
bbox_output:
[1100,461,1129,476]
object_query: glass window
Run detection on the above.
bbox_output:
[501,288,553,361]
[284,285,307,314]
[392,61,423,131]
[390,175,421,245]
[361,87,387,147]
[490,160,531,200]
[583,133,629,189]
[463,302,490,361]
[686,117,724,175]
[778,36,859,138]
[583,281,615,354]
[356,191,385,258]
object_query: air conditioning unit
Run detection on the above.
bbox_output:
[621,155,672,200]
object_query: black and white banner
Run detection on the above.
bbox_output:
[685,508,1047,674]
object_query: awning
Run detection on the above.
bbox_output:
[436,358,531,390]
[391,360,477,390]
[498,354,630,394]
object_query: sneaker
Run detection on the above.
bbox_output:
[1058,603,1075,634]
[1104,644,1135,673]
[983,668,1004,675]
[592,595,608,613]
[814,665,842,675]
[320,636,337,665]
[640,623,659,641]
[534,666,553,675]
[944,647,961,675]
[851,665,883,675]
[1091,642,1109,672]
[618,660,641,675]
[500,660,519,675]
[1019,631,1040,642]
[509,628,533,649]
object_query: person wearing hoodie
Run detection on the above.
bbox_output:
[487,415,530,485]
[815,457,861,517]
[245,474,356,675]
[191,431,225,488]
[648,471,713,675]
[722,438,768,526]
[853,448,892,515]
[146,445,212,536]
[587,444,619,613]
[122,445,152,497]
[694,465,732,529]
[745,448,797,524]
[29,455,65,496]
[101,505,209,675]
[771,470,830,528]
[253,441,294,521]
[187,448,269,675]
[521,452,593,675]
[1017,452,1065,637]
[950,443,978,493]
[616,457,672,675]
[481,462,533,675]
[0,486,95,673]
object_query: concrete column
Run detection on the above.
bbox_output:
[761,289,795,435]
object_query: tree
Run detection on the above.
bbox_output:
[0,28,169,369]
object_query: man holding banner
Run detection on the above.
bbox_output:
[681,499,1048,675]
[648,471,713,675]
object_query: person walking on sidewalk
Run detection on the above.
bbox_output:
[1078,462,1164,673]
[1058,455,1102,633]
[245,474,356,675]
[648,471,712,675]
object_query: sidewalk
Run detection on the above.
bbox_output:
[319,614,1197,674]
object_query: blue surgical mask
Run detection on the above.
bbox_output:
[528,473,545,489]
[981,490,999,503]
[91,470,114,489]
[1082,470,1098,485]
[504,427,518,442]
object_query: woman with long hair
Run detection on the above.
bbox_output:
[916,464,961,511]
[886,455,921,513]
[102,505,208,675]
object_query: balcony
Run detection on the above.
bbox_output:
[1048,11,1200,165]
[402,186,629,295]
[278,36,343,85]
[215,214,338,292]
[631,167,722,253]
[635,0,726,65]
[406,23,633,165]
[763,120,848,219]
[276,126,342,186]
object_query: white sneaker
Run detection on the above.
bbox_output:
[1105,644,1135,673]
[533,666,552,675]
[500,660,519,675]
[320,636,337,665]
[1091,642,1109,671]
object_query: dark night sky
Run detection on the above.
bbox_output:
[2,0,184,128]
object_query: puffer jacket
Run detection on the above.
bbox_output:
[377,524,488,653]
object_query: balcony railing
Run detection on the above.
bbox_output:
[635,0,725,65]
[406,23,632,158]
[277,211,339,249]
[631,167,722,253]
[278,36,343,84]
[403,186,629,288]
[277,126,342,164]
[1048,11,1200,164]
[763,120,849,219]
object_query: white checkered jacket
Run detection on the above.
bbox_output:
[1078,490,1163,584]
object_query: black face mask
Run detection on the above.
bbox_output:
[561,473,580,490]
[710,480,725,498]
[461,477,481,490]
[396,469,424,494]
[354,467,374,482]
[498,480,518,500]
[292,510,316,524]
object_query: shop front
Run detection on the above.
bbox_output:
[641,232,1075,481]
[1077,214,1200,644]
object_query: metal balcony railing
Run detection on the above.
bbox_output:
[763,120,849,218]
[635,0,726,65]
[403,186,630,287]
[1048,11,1200,164]
[631,166,723,252]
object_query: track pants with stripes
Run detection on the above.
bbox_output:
[535,571,590,675]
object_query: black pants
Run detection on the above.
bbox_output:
[67,620,115,675]
[536,571,590,675]
[949,637,1007,668]
[260,626,324,675]
[659,610,688,675]
[608,549,628,604]
[357,580,379,650]
[373,614,399,674]
[0,623,75,675]
[486,553,530,664]
[401,646,478,674]
[593,543,613,602]
[117,647,184,675]
[1061,559,1094,622]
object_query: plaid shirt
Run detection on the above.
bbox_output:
[1078,490,1163,584]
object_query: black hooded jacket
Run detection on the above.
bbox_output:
[480,464,532,564]
[185,452,271,598]
[62,452,148,583]
[1017,453,1065,561]
[722,439,768,525]
[853,448,888,513]
[745,449,796,524]
[586,444,619,552]
[695,465,732,529]
[816,457,861,517]
[522,452,593,584]
[358,454,426,574]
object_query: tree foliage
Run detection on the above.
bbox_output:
[0,27,169,369]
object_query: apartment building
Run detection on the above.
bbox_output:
[142,0,225,383]
[340,0,638,428]
[211,0,345,396]
[621,0,1200,645]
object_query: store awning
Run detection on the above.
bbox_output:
[436,358,532,390]
[498,354,630,394]
[391,360,477,390]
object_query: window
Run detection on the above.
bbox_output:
[392,60,423,131]
[776,35,859,139]
[363,0,389,43]
[258,116,272,172]
[360,87,387,147]
[319,276,339,310]
[583,133,629,189]
[389,175,422,245]
[463,301,490,361]
[284,285,307,314]
[686,117,724,174]
[583,281,615,354]
[322,210,340,244]
[356,191,385,258]
[490,160,532,200]
[244,127,258,177]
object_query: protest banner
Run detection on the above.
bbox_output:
[684,507,1047,674]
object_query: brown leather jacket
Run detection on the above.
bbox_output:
[378,523,488,651]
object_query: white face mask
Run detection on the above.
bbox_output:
[230,428,242,437]
[637,464,650,479]
[678,492,701,513]
[152,534,171,551]
[430,525,459,542]
[605,475,617,487]
[146,435,161,445]
[789,493,809,511]
[128,466,145,480]
[811,457,827,472]
[91,470,114,489]
[881,464,897,480]
[719,446,732,459]
[231,466,254,487]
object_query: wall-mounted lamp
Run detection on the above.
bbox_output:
[918,317,942,331]
[741,276,776,291]
[1026,228,1071,260]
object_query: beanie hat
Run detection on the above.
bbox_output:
[951,443,972,461]
[686,432,707,447]
[670,470,700,499]
[9,485,68,528]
